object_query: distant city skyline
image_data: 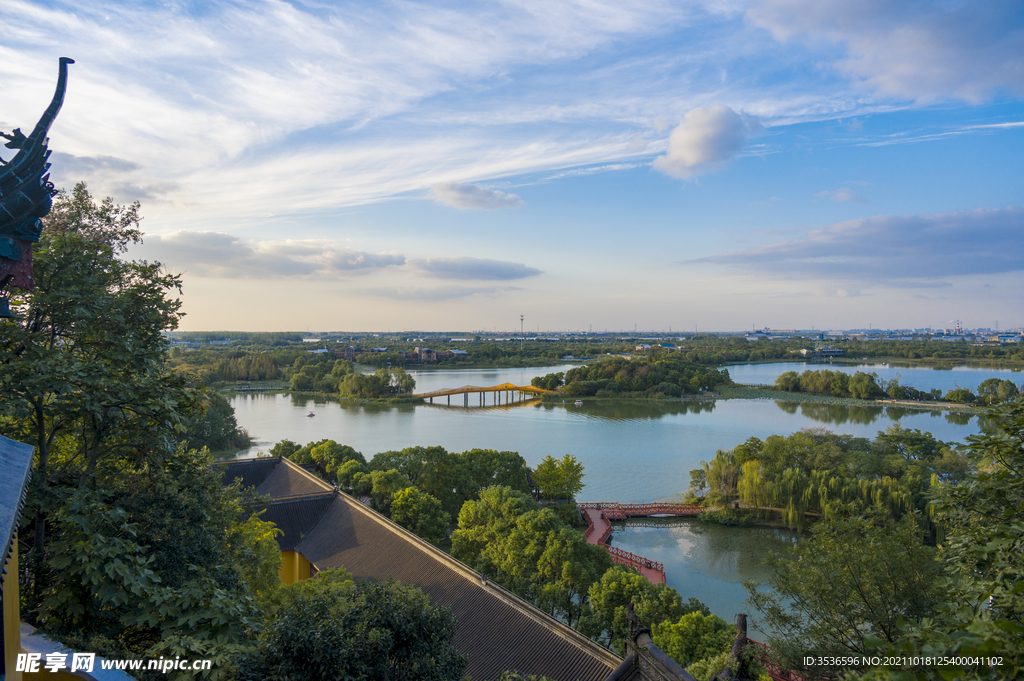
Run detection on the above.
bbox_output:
[5,1,1022,331]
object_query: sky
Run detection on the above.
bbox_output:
[2,0,1023,332]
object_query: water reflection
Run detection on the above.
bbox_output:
[773,400,976,428]
[774,401,885,426]
[609,518,801,637]
[539,399,717,421]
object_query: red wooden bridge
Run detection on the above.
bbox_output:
[578,502,702,520]
[578,502,702,585]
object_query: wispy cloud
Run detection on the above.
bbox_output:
[361,285,521,301]
[747,0,1024,103]
[688,207,1024,281]
[431,182,524,210]
[816,188,867,203]
[410,257,542,280]
[139,231,405,278]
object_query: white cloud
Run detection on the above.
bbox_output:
[652,105,752,178]
[139,231,405,278]
[690,206,1024,280]
[746,0,1024,103]
[431,182,524,210]
[816,188,867,204]
[409,257,542,280]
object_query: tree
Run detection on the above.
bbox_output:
[390,487,451,545]
[651,611,732,668]
[579,564,704,654]
[36,447,278,676]
[0,183,201,602]
[859,401,1024,680]
[944,387,976,404]
[186,391,250,452]
[451,485,537,571]
[774,371,801,392]
[977,378,1020,405]
[746,506,940,679]
[848,371,884,399]
[370,468,411,515]
[238,571,466,681]
[531,454,586,501]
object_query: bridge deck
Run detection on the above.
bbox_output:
[413,382,557,399]
[580,506,665,584]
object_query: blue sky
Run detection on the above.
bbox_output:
[2,0,1022,332]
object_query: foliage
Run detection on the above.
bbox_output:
[695,427,963,529]
[578,564,708,654]
[370,469,411,515]
[35,448,276,678]
[746,506,940,679]
[369,445,530,517]
[185,391,251,452]
[238,571,467,681]
[390,487,451,545]
[558,355,731,397]
[652,611,733,668]
[531,453,586,501]
[337,366,415,398]
[0,183,207,608]
[944,387,977,404]
[976,378,1019,405]
[288,355,352,392]
[452,486,610,626]
[774,369,885,400]
[862,400,1024,680]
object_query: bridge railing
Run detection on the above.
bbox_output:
[579,502,701,517]
[606,545,663,572]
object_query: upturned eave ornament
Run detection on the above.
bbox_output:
[0,57,74,318]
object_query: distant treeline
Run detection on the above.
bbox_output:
[774,369,1021,404]
[533,355,731,397]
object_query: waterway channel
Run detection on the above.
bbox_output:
[229,362,1020,636]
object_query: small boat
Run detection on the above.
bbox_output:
[306,412,315,417]
[574,400,584,406]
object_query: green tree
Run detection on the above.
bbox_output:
[977,378,1020,405]
[531,453,586,501]
[651,611,732,668]
[238,571,466,681]
[36,447,277,676]
[774,371,801,392]
[579,564,705,654]
[944,387,976,404]
[451,485,537,570]
[370,468,411,515]
[869,401,1024,680]
[0,183,201,602]
[390,487,451,545]
[746,506,940,679]
[185,391,251,452]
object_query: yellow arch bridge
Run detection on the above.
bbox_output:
[413,382,557,407]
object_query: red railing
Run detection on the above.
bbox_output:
[606,545,663,572]
[578,502,701,518]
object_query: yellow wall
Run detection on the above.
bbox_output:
[4,535,22,681]
[279,550,312,585]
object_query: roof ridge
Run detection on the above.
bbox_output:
[213,456,281,467]
[278,456,336,493]
[330,491,622,668]
[265,491,338,504]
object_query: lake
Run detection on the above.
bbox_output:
[229,361,1015,633]
[725,360,1022,393]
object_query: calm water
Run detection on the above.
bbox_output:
[609,519,798,639]
[229,363,987,629]
[726,361,1023,393]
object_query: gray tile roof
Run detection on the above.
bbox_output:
[0,435,35,588]
[219,457,280,489]
[297,493,620,681]
[221,457,620,681]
